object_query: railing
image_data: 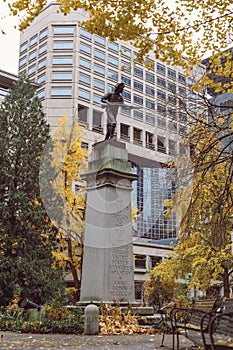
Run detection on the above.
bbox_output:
[146,142,155,150]
[120,134,130,142]
[133,138,143,146]
[92,125,103,134]
[157,145,167,153]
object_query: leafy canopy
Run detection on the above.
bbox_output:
[40,115,87,291]
[9,0,233,69]
[152,124,233,296]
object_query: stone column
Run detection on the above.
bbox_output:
[80,139,137,302]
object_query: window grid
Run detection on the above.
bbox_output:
[51,87,72,96]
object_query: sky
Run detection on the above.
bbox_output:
[0,1,20,74]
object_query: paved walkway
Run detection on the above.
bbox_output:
[0,332,195,349]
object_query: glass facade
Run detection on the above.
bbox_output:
[132,165,176,239]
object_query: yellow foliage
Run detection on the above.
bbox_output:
[8,0,233,71]
[50,116,88,282]
[99,304,156,335]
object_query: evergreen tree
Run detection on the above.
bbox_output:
[0,75,64,306]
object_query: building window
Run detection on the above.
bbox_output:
[78,104,88,123]
[93,94,101,103]
[146,86,154,96]
[121,76,131,86]
[158,118,166,128]
[121,46,131,58]
[146,114,155,123]
[20,42,27,53]
[78,73,91,85]
[146,131,154,149]
[151,256,162,268]
[157,63,166,74]
[168,121,177,131]
[80,42,92,54]
[108,55,118,66]
[37,89,45,99]
[135,255,146,269]
[94,35,105,46]
[134,67,143,77]
[51,87,72,96]
[168,95,176,105]
[157,104,166,114]
[120,123,130,141]
[29,50,37,61]
[54,26,74,35]
[121,61,131,72]
[157,77,166,87]
[179,113,187,122]
[108,85,114,93]
[168,108,176,119]
[133,128,142,145]
[122,107,131,115]
[134,81,143,91]
[53,41,73,50]
[168,82,176,92]
[53,56,73,65]
[28,64,36,75]
[146,100,155,110]
[93,63,105,75]
[39,27,48,40]
[157,136,166,153]
[134,110,143,120]
[108,42,119,51]
[80,27,92,39]
[80,57,91,69]
[157,90,166,101]
[122,91,131,100]
[179,86,186,96]
[38,43,47,55]
[29,35,37,47]
[134,95,143,105]
[108,70,118,81]
[146,72,154,83]
[93,110,103,133]
[93,78,105,90]
[168,69,176,79]
[145,58,155,70]
[19,56,27,67]
[38,58,46,70]
[37,73,46,84]
[94,48,105,60]
[78,88,90,100]
[178,73,186,84]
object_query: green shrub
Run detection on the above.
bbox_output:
[0,304,83,334]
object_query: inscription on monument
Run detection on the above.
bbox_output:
[109,244,133,299]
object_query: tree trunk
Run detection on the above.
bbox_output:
[67,234,80,291]
[223,267,230,298]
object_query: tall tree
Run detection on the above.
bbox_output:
[150,130,233,297]
[40,116,87,295]
[0,75,64,306]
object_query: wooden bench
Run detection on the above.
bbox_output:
[160,298,223,350]
[202,299,233,350]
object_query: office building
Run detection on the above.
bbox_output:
[0,69,18,101]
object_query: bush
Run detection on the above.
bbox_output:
[0,304,83,334]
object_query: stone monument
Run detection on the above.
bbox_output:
[80,139,137,302]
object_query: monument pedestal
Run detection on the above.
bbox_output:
[80,140,137,302]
